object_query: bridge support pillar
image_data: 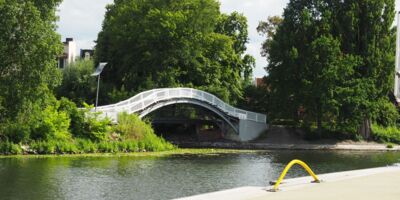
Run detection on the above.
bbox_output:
[238,119,268,141]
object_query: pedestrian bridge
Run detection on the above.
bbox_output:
[95,88,268,141]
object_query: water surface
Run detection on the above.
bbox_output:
[1,150,400,200]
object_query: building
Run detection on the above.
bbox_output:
[254,77,267,88]
[58,38,77,68]
[80,49,94,60]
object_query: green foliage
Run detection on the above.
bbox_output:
[114,112,175,151]
[58,99,111,142]
[58,98,86,137]
[0,0,65,143]
[371,124,400,144]
[55,141,79,154]
[1,97,72,143]
[31,103,72,141]
[0,141,22,155]
[260,0,396,135]
[238,83,269,113]
[114,112,151,140]
[82,104,112,141]
[30,141,56,154]
[95,0,254,104]
[0,0,63,123]
[373,99,400,127]
[57,59,97,106]
[0,1,176,155]
[1,116,32,143]
[75,139,98,153]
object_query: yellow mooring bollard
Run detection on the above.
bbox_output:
[271,159,321,192]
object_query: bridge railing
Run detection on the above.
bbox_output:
[96,88,267,123]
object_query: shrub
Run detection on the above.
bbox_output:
[58,98,86,138]
[97,141,118,153]
[55,141,79,154]
[1,120,31,143]
[56,59,97,106]
[76,139,98,153]
[386,143,394,149]
[374,99,399,127]
[114,113,147,140]
[82,104,112,142]
[0,141,23,155]
[31,104,72,141]
[30,141,56,154]
[371,124,400,144]
[114,112,175,151]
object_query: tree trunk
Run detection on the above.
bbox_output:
[358,117,371,140]
[316,103,322,138]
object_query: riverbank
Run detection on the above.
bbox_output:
[173,126,400,151]
[0,148,260,159]
[176,165,400,200]
[175,141,400,151]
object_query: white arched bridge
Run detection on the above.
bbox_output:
[95,88,268,141]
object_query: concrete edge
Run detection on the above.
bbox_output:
[176,142,400,151]
[174,165,400,200]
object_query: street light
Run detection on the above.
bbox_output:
[91,62,108,111]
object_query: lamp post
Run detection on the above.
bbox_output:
[91,62,107,111]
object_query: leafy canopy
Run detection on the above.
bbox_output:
[260,0,397,135]
[95,0,254,104]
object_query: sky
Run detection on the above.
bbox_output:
[57,0,400,78]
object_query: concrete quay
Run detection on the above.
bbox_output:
[175,165,400,200]
[177,142,400,151]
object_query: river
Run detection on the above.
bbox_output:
[0,150,399,200]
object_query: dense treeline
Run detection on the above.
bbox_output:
[259,0,399,141]
[0,0,174,154]
[2,0,400,152]
[95,0,255,105]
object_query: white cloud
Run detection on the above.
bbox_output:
[219,0,289,77]
[57,0,400,78]
[57,0,112,46]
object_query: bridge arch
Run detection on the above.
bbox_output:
[139,98,239,133]
[95,88,267,141]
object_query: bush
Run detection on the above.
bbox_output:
[1,120,31,143]
[55,141,79,154]
[82,104,112,141]
[371,124,400,144]
[114,112,175,151]
[1,111,174,155]
[76,139,98,153]
[374,99,399,127]
[0,141,23,155]
[30,141,56,154]
[56,59,97,106]
[114,113,147,140]
[97,141,118,153]
[31,103,72,142]
[58,98,86,138]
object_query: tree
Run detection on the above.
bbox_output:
[56,59,98,106]
[260,0,396,137]
[0,0,63,142]
[95,0,254,104]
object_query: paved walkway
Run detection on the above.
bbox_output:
[176,166,400,200]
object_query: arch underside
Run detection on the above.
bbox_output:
[137,98,239,134]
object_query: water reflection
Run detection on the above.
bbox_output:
[0,151,399,200]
